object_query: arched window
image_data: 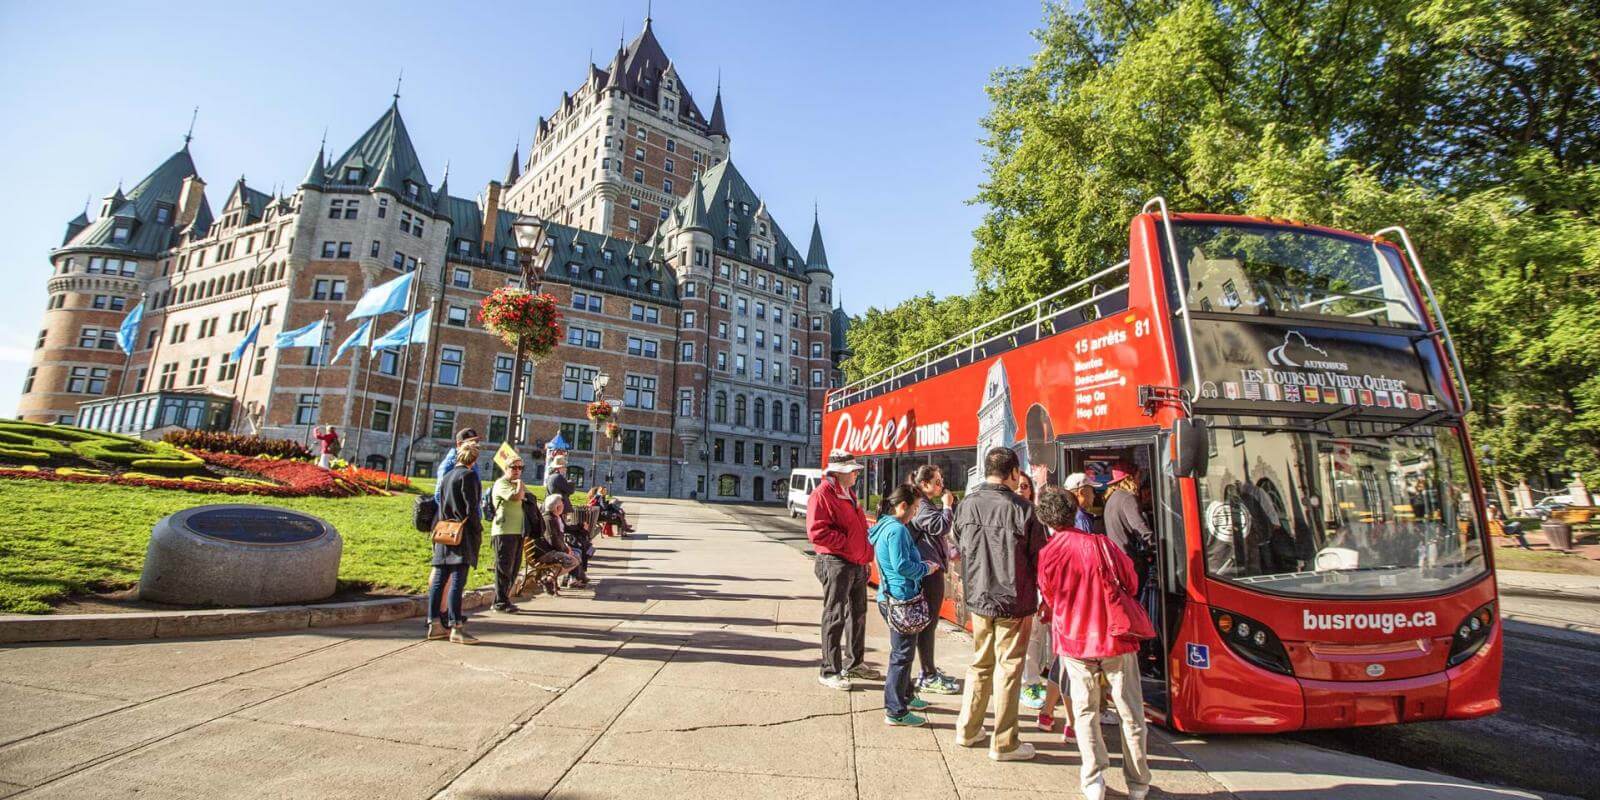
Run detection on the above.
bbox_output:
[790,405,801,433]
[714,391,727,423]
[754,399,766,429]
[772,400,783,431]
[718,474,739,497]
[626,470,646,491]
[734,394,747,426]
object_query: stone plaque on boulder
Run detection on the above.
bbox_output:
[139,504,342,607]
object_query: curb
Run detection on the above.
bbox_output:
[0,586,499,645]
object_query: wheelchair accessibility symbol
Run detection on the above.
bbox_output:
[1186,643,1210,670]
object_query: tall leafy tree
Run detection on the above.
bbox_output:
[848,0,1600,486]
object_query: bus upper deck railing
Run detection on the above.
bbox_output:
[829,260,1132,412]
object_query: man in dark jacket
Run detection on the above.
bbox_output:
[953,447,1049,761]
[544,454,575,502]
[807,449,880,690]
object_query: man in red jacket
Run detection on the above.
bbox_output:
[807,449,880,690]
[1035,484,1152,800]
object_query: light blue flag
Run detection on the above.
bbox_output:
[230,321,261,362]
[116,301,145,355]
[274,319,327,349]
[346,271,415,320]
[371,309,432,348]
[332,319,373,363]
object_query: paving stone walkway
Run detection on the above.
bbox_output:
[0,499,1544,799]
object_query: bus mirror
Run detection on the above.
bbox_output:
[1174,418,1210,478]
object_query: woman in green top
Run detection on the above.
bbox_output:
[490,458,527,613]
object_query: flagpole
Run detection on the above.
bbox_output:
[302,309,333,445]
[233,307,262,432]
[112,291,147,402]
[384,263,424,490]
[404,264,447,474]
[351,347,376,467]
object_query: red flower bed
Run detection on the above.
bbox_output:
[0,451,389,498]
[200,452,375,497]
[337,465,410,491]
[0,466,302,497]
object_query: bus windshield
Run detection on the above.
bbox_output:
[1172,221,1422,328]
[1196,417,1485,598]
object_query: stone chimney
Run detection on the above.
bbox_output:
[481,180,503,251]
[176,175,207,229]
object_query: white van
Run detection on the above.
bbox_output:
[786,468,824,518]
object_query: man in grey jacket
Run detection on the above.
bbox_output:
[953,447,1049,761]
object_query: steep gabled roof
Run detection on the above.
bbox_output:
[542,220,679,305]
[321,101,435,206]
[441,195,520,270]
[505,145,521,185]
[62,146,210,256]
[222,177,272,224]
[806,210,831,275]
[665,159,808,274]
[586,19,711,132]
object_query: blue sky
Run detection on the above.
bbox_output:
[0,0,1045,415]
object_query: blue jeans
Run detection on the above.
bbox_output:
[428,563,469,627]
[880,603,918,717]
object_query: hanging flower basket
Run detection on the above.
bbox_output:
[587,399,614,424]
[478,288,563,359]
[604,421,621,440]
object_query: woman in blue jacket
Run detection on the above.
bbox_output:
[871,483,941,727]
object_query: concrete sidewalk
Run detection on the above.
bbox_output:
[0,499,1548,799]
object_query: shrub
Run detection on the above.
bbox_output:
[161,430,312,461]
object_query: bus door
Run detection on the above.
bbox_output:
[1058,432,1177,715]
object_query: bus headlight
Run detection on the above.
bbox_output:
[1447,602,1496,667]
[1211,608,1293,676]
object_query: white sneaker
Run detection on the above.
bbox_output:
[1127,785,1150,800]
[1082,776,1107,800]
[818,674,852,691]
[989,742,1036,762]
[955,730,986,748]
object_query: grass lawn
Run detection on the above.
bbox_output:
[1493,542,1600,576]
[0,477,583,614]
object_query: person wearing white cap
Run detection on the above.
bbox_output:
[1064,472,1103,534]
[544,453,575,504]
[807,448,881,690]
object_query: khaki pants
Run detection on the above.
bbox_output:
[957,613,1031,753]
[1062,651,1151,792]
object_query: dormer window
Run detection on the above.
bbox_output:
[725,237,736,250]
[154,205,172,224]
[574,242,587,256]
[567,262,580,275]
[592,268,606,281]
[602,250,614,264]
[111,225,131,243]
[344,167,363,183]
[627,276,640,289]
[740,202,750,214]
[544,235,556,248]
[648,280,661,294]
[784,256,795,268]
[456,239,472,254]
[404,181,420,200]
[727,220,738,235]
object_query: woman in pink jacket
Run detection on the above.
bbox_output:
[1034,485,1152,800]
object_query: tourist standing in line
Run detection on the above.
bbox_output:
[1017,471,1053,712]
[953,447,1049,761]
[908,465,960,696]
[544,454,575,503]
[489,456,528,613]
[1035,484,1153,800]
[427,442,484,645]
[435,428,481,503]
[313,425,341,469]
[870,483,939,726]
[1065,472,1103,533]
[807,449,880,690]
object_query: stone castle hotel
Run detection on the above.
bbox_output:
[18,18,851,502]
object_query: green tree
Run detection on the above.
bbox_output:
[851,0,1600,486]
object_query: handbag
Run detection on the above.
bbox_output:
[432,518,466,547]
[885,592,932,635]
[1096,536,1157,642]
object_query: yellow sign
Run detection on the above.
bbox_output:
[493,442,521,471]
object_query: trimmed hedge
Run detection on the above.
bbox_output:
[161,430,312,461]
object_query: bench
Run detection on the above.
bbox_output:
[1550,507,1598,525]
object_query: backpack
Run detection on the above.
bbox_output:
[481,485,500,522]
[413,495,437,532]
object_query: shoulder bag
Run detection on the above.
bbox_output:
[432,518,466,547]
[885,592,932,635]
[1095,536,1156,642]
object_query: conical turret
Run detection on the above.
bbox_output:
[301,142,326,189]
[805,207,830,274]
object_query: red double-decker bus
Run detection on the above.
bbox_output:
[824,199,1500,733]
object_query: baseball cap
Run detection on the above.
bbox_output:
[456,428,480,443]
[824,448,864,473]
[1064,472,1090,490]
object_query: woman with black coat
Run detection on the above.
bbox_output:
[426,442,485,644]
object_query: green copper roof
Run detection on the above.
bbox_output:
[665,159,808,275]
[806,211,830,274]
[831,305,851,355]
[321,101,435,209]
[62,146,211,257]
[542,221,678,306]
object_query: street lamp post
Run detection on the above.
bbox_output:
[507,216,550,447]
[592,371,610,490]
